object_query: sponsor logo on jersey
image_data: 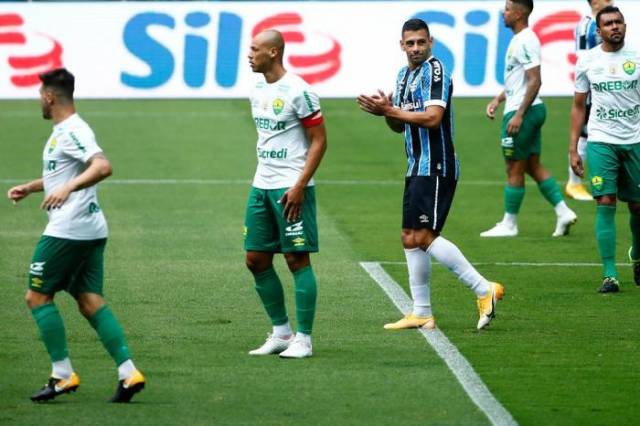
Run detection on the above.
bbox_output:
[591,176,603,190]
[48,138,58,154]
[46,160,57,171]
[401,101,423,111]
[595,104,640,121]
[285,220,304,237]
[254,117,286,131]
[591,80,638,92]
[272,98,285,115]
[623,60,637,76]
[88,202,101,213]
[257,147,288,159]
[29,261,45,276]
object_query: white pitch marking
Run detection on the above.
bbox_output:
[360,261,517,426]
[374,261,632,267]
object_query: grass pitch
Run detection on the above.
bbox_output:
[1,98,639,425]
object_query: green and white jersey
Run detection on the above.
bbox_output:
[249,72,322,189]
[504,27,543,114]
[42,113,108,240]
[575,43,640,145]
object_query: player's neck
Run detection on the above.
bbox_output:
[602,41,624,53]
[51,106,76,125]
[511,21,528,35]
[263,65,287,84]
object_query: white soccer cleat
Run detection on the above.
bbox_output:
[480,221,518,237]
[279,334,312,359]
[552,210,578,237]
[248,333,293,355]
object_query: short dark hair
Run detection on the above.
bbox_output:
[596,5,623,27]
[512,0,534,13]
[39,68,74,101]
[402,18,430,37]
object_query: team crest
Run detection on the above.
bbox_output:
[591,176,604,190]
[272,98,285,115]
[48,138,58,154]
[623,60,636,75]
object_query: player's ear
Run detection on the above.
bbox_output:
[399,39,405,51]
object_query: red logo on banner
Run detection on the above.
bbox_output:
[0,13,64,87]
[252,13,341,84]
[533,10,581,81]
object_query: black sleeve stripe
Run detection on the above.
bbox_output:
[428,58,444,101]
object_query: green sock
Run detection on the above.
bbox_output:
[630,213,640,261]
[537,177,564,206]
[253,267,288,326]
[596,205,617,278]
[504,185,525,214]
[31,303,69,362]
[293,266,317,335]
[88,305,131,366]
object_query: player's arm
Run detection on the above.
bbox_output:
[281,115,327,222]
[486,91,506,119]
[7,178,44,203]
[41,153,112,210]
[569,91,588,178]
[507,66,541,135]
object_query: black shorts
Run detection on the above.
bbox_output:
[581,102,592,138]
[402,175,457,232]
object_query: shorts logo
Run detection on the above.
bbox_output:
[285,221,304,237]
[419,214,429,223]
[591,176,604,190]
[31,277,43,288]
[29,261,45,276]
[272,98,285,115]
[623,60,636,75]
[501,137,514,148]
[292,237,305,247]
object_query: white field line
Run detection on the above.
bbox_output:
[360,261,518,426]
[0,178,505,186]
[375,261,632,267]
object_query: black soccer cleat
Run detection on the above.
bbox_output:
[598,277,620,294]
[628,247,640,286]
[109,369,145,403]
[30,373,80,402]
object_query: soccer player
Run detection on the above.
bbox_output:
[481,0,578,238]
[570,5,640,293]
[244,30,327,358]
[6,68,145,402]
[357,19,503,331]
[566,0,614,201]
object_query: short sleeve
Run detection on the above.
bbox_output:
[517,35,541,70]
[423,59,450,108]
[61,128,102,163]
[393,68,406,108]
[292,85,323,128]
[574,56,590,93]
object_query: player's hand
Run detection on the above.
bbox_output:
[357,90,391,116]
[506,114,523,136]
[7,184,30,204]
[41,183,72,210]
[486,99,500,120]
[569,150,584,178]
[279,185,304,222]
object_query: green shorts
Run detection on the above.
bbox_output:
[244,186,319,253]
[500,103,546,160]
[587,142,640,202]
[28,236,106,296]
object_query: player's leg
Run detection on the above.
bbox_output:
[628,202,640,286]
[526,155,577,237]
[72,238,144,403]
[245,187,292,355]
[480,159,524,237]
[588,142,620,292]
[278,186,319,358]
[618,143,640,286]
[26,236,80,402]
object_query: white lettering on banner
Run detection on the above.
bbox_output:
[0,1,638,99]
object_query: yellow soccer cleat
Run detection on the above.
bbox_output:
[30,372,80,402]
[477,282,504,330]
[565,183,593,201]
[110,369,145,403]
[384,313,436,330]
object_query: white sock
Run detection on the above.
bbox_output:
[51,357,73,379]
[117,359,136,381]
[295,332,311,345]
[578,136,588,160]
[427,237,490,296]
[554,200,572,217]
[273,322,293,338]
[502,212,518,227]
[404,247,432,317]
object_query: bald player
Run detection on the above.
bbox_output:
[243,30,327,359]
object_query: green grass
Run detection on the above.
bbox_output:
[1,98,639,425]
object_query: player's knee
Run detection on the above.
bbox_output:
[25,290,52,309]
[245,253,270,274]
[76,293,105,318]
[628,203,640,216]
[596,195,616,206]
[284,253,310,272]
[401,231,416,248]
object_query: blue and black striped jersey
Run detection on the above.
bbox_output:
[575,15,600,52]
[393,56,458,179]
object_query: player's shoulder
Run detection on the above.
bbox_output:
[521,28,541,46]
[425,56,448,75]
[58,114,94,142]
